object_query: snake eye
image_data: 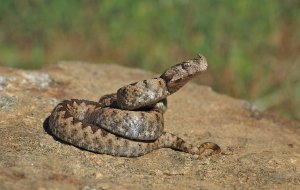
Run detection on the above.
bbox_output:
[182,62,191,69]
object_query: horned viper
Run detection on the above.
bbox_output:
[48,54,221,157]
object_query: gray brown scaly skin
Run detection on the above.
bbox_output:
[48,54,221,157]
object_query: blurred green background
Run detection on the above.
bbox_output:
[0,0,299,120]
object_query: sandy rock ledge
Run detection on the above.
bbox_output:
[0,62,299,190]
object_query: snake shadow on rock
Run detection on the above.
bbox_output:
[43,116,71,146]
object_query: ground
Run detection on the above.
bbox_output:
[0,62,299,190]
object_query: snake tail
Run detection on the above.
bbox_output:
[158,132,221,155]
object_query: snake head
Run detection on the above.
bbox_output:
[160,54,208,94]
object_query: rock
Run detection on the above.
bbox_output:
[0,61,299,190]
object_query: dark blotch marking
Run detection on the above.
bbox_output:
[124,139,129,148]
[72,120,81,126]
[140,112,146,119]
[174,137,186,151]
[155,113,161,123]
[107,139,113,150]
[146,143,151,151]
[83,131,88,139]
[88,124,101,133]
[111,110,118,118]
[158,79,163,86]
[142,80,148,88]
[71,129,78,137]
[101,129,109,137]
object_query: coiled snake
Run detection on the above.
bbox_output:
[48,54,221,157]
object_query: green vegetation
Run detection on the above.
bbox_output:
[0,0,299,120]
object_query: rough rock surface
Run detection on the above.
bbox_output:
[0,62,299,190]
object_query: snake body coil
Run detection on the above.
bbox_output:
[48,54,221,157]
